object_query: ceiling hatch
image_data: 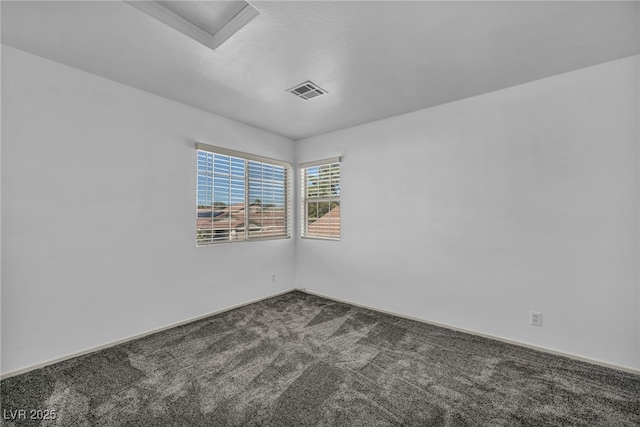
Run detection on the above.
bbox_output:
[126,1,259,51]
[287,81,328,100]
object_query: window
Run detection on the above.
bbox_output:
[196,143,291,245]
[301,158,341,239]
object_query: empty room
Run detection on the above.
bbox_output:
[1,1,639,425]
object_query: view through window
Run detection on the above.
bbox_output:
[301,158,341,239]
[196,144,291,245]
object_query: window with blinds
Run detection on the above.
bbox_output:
[301,158,341,240]
[196,143,291,245]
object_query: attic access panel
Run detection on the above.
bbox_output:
[127,1,259,50]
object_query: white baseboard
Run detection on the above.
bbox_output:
[0,288,297,380]
[4,287,638,379]
[298,288,640,376]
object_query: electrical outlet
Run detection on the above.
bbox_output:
[271,274,276,283]
[530,311,542,326]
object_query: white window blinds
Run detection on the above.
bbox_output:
[301,158,341,240]
[196,143,291,245]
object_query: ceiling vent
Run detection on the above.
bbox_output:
[287,81,328,100]
[127,1,259,51]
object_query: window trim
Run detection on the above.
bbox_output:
[300,157,341,241]
[299,157,341,169]
[196,142,291,168]
[196,143,292,245]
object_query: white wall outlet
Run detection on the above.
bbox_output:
[530,311,542,326]
[271,274,276,283]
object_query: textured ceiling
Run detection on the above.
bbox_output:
[2,1,639,140]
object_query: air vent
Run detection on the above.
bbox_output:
[287,81,328,100]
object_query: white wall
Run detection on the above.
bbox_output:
[296,56,640,370]
[1,46,296,375]
[2,44,638,375]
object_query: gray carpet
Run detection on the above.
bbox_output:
[1,290,639,426]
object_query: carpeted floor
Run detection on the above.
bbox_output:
[1,290,639,426]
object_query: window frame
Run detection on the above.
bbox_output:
[196,142,292,246]
[300,157,341,241]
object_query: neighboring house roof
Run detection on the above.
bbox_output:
[197,205,287,235]
[307,205,340,238]
[220,202,251,215]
